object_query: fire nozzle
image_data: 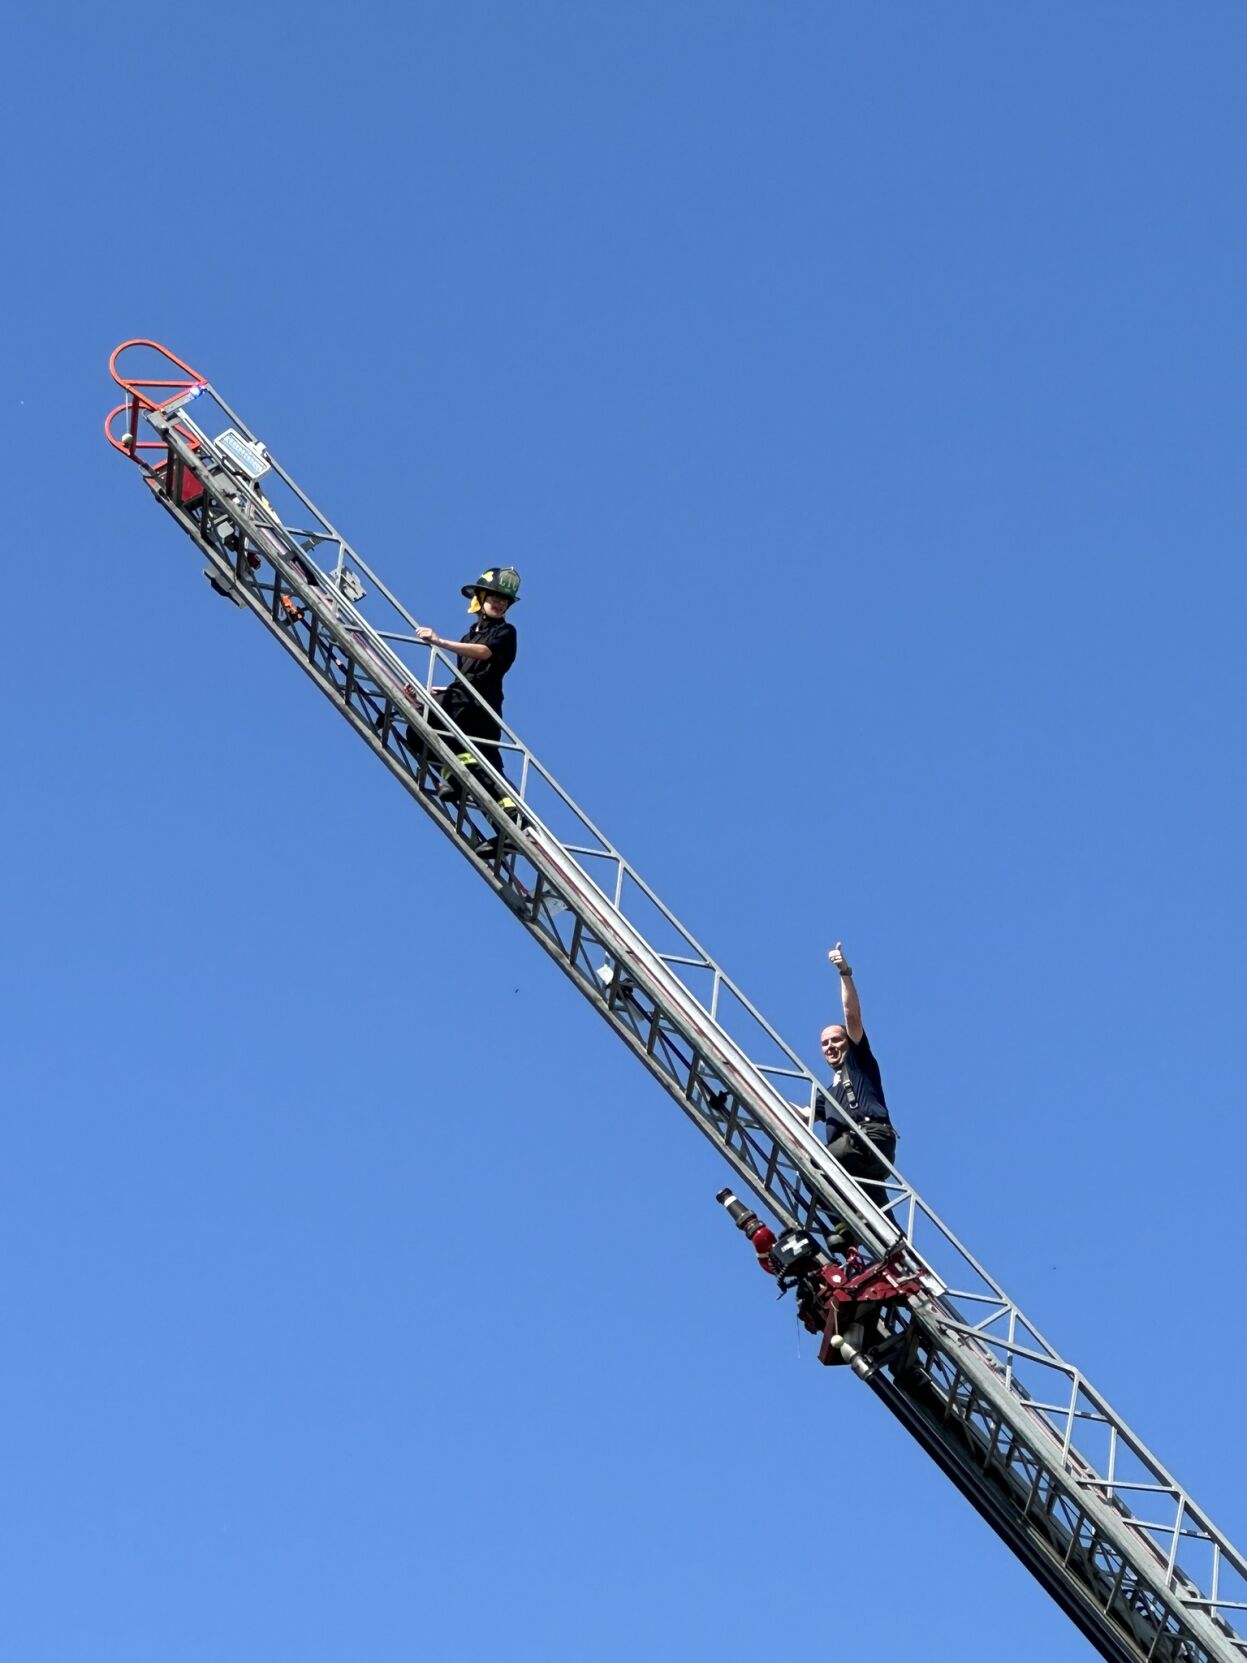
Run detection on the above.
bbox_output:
[716,1188,777,1271]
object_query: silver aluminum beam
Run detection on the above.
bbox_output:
[112,372,1247,1663]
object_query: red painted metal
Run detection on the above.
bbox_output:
[745,1223,777,1272]
[733,1218,922,1368]
[813,1248,924,1366]
[103,339,208,469]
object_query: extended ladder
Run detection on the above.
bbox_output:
[105,341,1247,1663]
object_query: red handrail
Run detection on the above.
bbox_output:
[104,339,207,464]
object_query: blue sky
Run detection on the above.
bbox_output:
[4,5,1246,1659]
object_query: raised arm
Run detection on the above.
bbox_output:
[828,941,864,1042]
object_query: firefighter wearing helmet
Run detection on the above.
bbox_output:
[412,568,521,808]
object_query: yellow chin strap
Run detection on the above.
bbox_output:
[467,590,483,614]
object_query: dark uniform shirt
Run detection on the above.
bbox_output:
[815,1030,891,1134]
[444,616,517,718]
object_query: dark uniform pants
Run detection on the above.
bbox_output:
[411,690,508,802]
[825,1121,897,1215]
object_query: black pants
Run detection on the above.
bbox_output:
[825,1121,897,1215]
[409,692,508,801]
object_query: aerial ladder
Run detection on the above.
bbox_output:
[105,341,1247,1663]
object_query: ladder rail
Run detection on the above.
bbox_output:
[156,387,859,1128]
[155,410,900,1251]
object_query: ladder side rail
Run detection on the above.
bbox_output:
[170,381,513,648]
[161,396,855,1108]
[136,409,1247,1653]
[180,444,905,1253]
[152,415,907,1254]
[140,447,861,1251]
[160,406,402,634]
[895,1312,1245,1662]
[897,1326,1155,1659]
[1071,1386,1247,1600]
[152,404,916,1233]
[159,390,384,632]
[926,1287,1247,1612]
[915,1279,1247,1642]
[517,822,904,1252]
[155,420,753,1067]
[875,1323,1235,1663]
[875,1335,1153,1663]
[172,383,367,591]
[133,406,1024,1301]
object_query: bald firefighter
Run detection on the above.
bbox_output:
[816,943,898,1218]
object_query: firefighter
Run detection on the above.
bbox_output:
[411,567,520,814]
[817,943,898,1217]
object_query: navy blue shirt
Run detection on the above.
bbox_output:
[815,1030,891,1134]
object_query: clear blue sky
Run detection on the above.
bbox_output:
[4,5,1246,1660]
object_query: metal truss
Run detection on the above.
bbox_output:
[107,344,1247,1663]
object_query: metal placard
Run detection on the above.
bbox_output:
[215,428,270,479]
